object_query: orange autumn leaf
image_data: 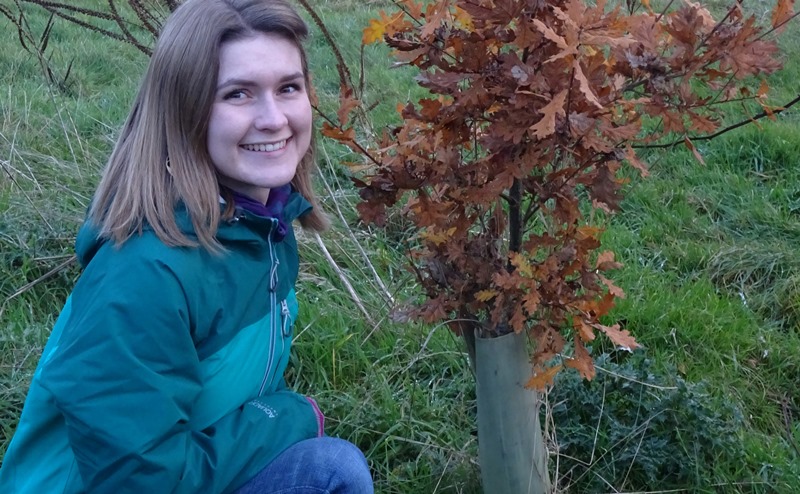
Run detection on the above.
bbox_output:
[362,18,385,45]
[475,289,498,302]
[574,319,596,342]
[594,323,638,351]
[321,122,355,142]
[565,338,596,379]
[420,1,450,38]
[344,161,374,174]
[510,252,534,277]
[596,292,617,318]
[574,60,603,109]
[576,225,603,241]
[523,290,541,315]
[598,273,625,298]
[530,90,568,139]
[771,0,795,32]
[595,251,622,271]
[687,112,719,134]
[531,18,569,51]
[684,137,705,165]
[758,102,785,121]
[525,364,562,390]
[624,145,649,178]
[420,226,457,245]
[757,79,770,99]
[363,10,405,44]
[336,85,360,127]
[452,6,474,30]
[401,0,424,19]
[509,308,527,332]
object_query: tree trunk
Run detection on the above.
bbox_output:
[475,330,551,494]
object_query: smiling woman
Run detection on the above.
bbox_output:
[209,34,313,204]
[0,1,372,493]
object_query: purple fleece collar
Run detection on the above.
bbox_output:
[230,184,292,241]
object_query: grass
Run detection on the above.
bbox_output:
[2,1,800,492]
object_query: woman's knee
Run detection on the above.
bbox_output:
[234,437,372,494]
[312,438,371,474]
[293,437,373,493]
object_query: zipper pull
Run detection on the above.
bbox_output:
[281,299,291,337]
[269,258,280,292]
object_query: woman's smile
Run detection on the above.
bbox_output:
[240,139,290,153]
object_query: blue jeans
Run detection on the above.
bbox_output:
[234,437,374,493]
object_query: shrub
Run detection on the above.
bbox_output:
[551,353,748,492]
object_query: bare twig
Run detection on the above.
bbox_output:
[756,10,800,41]
[398,318,477,374]
[589,381,606,465]
[0,255,77,320]
[312,232,374,325]
[128,0,162,36]
[311,104,382,167]
[622,389,650,487]
[654,0,675,24]
[594,364,678,390]
[108,0,147,51]
[16,0,155,54]
[319,148,394,305]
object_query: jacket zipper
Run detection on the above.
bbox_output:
[267,300,291,390]
[280,300,291,337]
[258,223,279,396]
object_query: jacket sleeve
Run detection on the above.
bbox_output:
[38,247,318,494]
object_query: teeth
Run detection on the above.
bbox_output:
[242,140,287,152]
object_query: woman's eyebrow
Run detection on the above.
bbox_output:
[216,72,304,91]
[216,78,256,91]
[279,72,305,83]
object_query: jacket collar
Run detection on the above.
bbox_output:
[76,190,313,266]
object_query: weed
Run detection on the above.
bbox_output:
[552,353,756,492]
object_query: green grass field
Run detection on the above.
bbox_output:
[1,1,799,492]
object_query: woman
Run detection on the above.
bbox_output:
[0,0,373,492]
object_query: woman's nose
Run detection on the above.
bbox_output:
[253,96,288,130]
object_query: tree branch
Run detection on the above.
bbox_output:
[634,93,800,150]
[311,104,383,167]
[757,10,800,41]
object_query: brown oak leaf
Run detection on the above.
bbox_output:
[530,90,568,139]
[594,323,638,350]
[565,337,596,379]
[525,364,562,390]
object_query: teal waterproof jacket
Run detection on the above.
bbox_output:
[0,192,321,493]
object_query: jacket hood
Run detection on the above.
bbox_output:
[76,191,312,268]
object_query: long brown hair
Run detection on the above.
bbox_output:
[89,0,328,251]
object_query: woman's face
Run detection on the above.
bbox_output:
[207,33,312,204]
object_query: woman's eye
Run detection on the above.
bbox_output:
[281,84,301,94]
[223,89,247,100]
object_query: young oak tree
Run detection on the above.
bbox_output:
[323,2,793,488]
[324,0,792,386]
